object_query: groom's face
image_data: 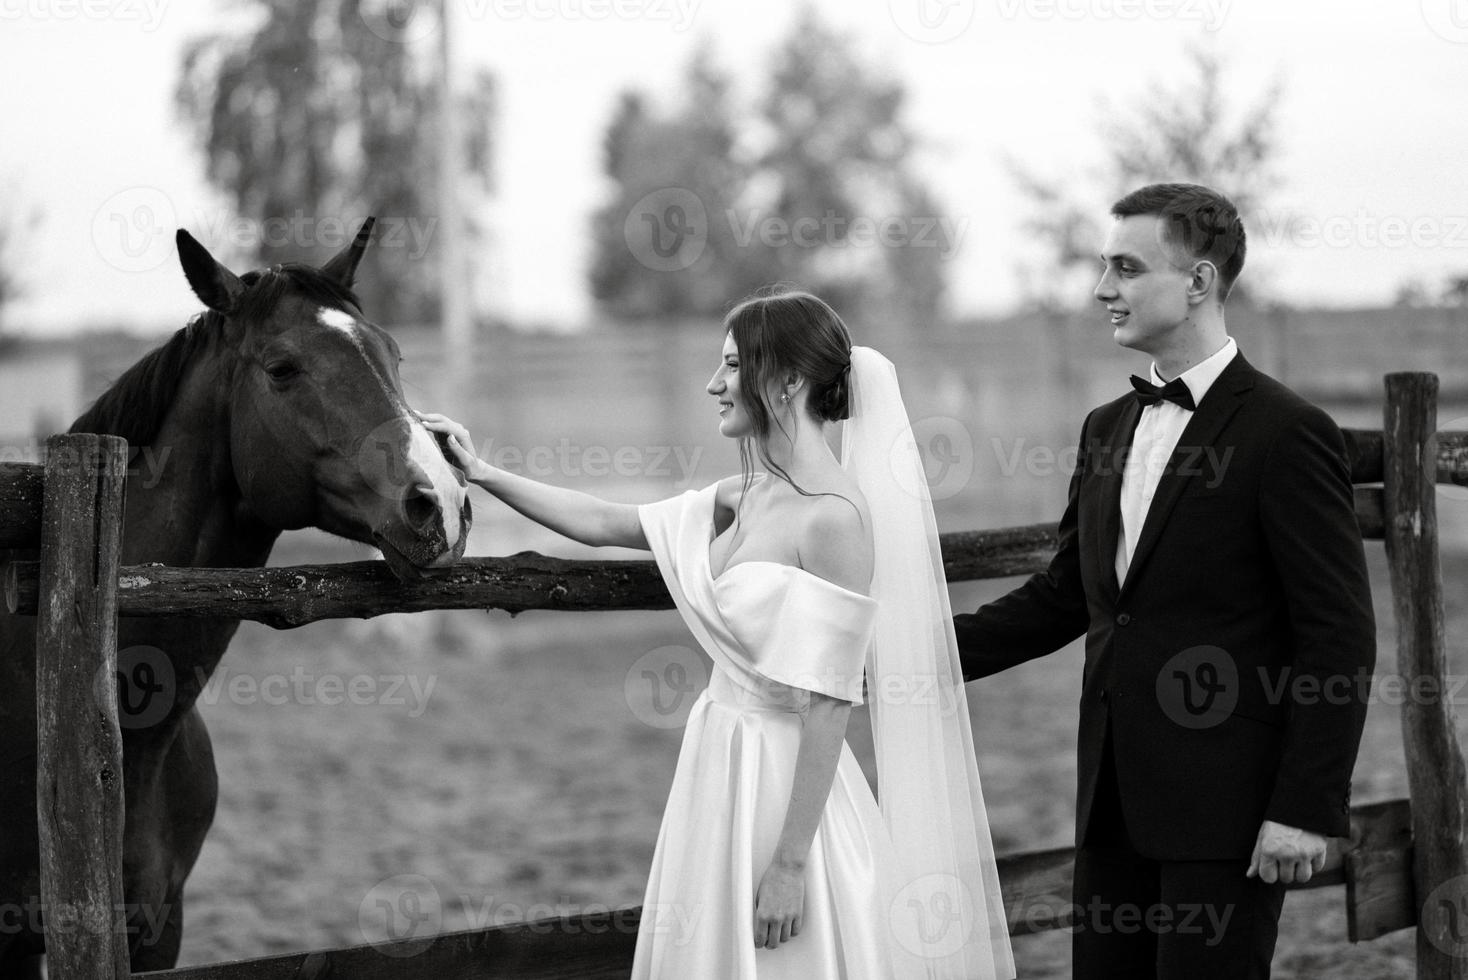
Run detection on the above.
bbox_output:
[1095,214,1194,356]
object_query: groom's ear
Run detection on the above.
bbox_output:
[1187,260,1219,306]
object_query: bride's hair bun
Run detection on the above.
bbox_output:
[814,359,851,422]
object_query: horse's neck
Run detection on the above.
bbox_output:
[120,353,278,571]
[113,350,280,727]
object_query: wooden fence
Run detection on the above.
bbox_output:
[2,372,1467,978]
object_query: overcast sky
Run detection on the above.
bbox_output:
[3,0,1467,334]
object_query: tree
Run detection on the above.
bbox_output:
[589,42,765,320]
[0,194,40,339]
[590,7,952,331]
[176,0,495,326]
[1008,42,1284,311]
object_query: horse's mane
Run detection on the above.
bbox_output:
[70,264,363,447]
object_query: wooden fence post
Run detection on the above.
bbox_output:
[35,433,130,979]
[1382,373,1468,978]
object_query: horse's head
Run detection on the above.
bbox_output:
[174,218,471,578]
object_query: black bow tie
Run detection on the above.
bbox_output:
[1130,375,1196,411]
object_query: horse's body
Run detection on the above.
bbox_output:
[0,221,471,971]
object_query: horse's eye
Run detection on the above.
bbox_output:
[265,362,299,383]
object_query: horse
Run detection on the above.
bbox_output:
[0,218,473,973]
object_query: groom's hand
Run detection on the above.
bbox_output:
[1247,819,1328,884]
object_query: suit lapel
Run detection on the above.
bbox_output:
[1116,354,1257,599]
[1094,399,1140,601]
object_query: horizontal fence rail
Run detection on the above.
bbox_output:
[0,484,1392,625]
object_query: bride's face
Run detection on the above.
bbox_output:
[707,333,753,439]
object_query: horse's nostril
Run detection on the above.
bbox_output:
[401,485,440,534]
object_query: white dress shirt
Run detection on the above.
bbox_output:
[1114,337,1238,586]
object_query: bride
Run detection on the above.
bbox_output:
[418,290,1014,978]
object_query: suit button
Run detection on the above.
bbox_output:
[1097,689,1107,702]
[1116,613,1132,626]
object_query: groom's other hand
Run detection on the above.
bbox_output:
[1246,819,1328,884]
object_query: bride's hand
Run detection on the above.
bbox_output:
[753,862,804,950]
[415,410,487,481]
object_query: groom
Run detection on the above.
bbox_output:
[955,183,1375,978]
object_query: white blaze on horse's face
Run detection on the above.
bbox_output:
[316,306,467,563]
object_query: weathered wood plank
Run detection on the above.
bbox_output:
[1341,427,1468,486]
[134,908,643,980]
[0,486,1385,625]
[34,434,131,980]
[4,524,1062,627]
[1382,374,1468,977]
[0,460,44,547]
[1346,798,1417,942]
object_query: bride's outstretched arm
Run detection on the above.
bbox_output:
[416,411,647,550]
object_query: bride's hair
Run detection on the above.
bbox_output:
[723,289,853,502]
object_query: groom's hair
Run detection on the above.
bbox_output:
[1111,183,1247,302]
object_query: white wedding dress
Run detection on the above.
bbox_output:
[631,482,908,978]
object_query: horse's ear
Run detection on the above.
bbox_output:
[321,216,376,288]
[176,229,243,314]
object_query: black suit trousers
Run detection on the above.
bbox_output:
[1073,722,1287,980]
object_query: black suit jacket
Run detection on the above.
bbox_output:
[956,353,1375,860]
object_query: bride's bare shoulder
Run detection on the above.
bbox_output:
[795,484,873,594]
